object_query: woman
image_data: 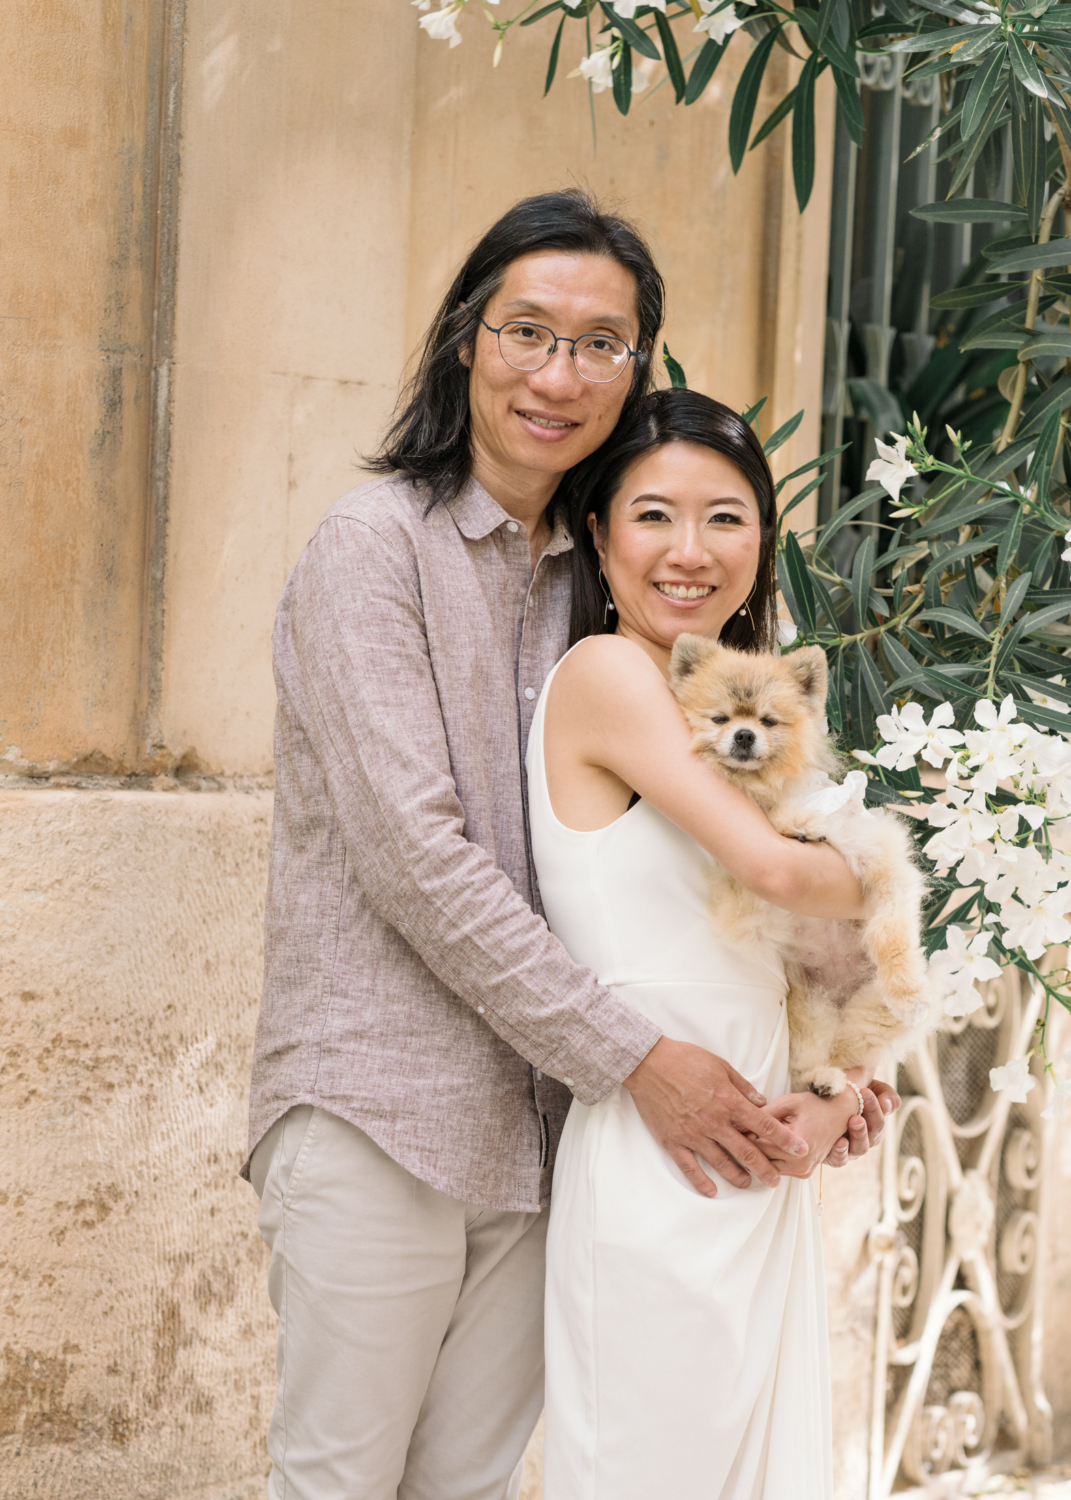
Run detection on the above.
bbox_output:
[527,389,871,1498]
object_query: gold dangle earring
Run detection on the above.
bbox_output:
[738,585,756,632]
[599,567,616,627]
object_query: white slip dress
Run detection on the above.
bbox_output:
[527,652,834,1500]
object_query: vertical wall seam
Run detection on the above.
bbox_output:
[138,0,188,771]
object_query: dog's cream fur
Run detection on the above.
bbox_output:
[669,634,937,1097]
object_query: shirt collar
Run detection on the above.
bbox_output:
[446,476,575,557]
[544,513,575,558]
[445,477,513,541]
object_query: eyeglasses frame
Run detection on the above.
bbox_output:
[478,317,638,385]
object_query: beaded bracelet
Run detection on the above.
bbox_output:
[844,1079,865,1118]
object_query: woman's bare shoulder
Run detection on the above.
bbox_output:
[551,635,676,722]
[557,634,663,689]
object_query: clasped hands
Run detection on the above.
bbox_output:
[622,1036,900,1199]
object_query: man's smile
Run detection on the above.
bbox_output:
[516,407,580,432]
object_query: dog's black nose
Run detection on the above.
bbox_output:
[732,728,756,751]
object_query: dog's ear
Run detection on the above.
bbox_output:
[784,645,828,705]
[669,633,718,686]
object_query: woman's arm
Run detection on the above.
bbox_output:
[546,635,864,920]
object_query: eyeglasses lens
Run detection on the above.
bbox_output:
[498,323,555,370]
[497,323,629,384]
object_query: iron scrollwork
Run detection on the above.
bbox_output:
[867,968,1054,1496]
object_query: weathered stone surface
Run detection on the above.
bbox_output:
[0,790,274,1499]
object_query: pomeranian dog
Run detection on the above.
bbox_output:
[669,634,935,1098]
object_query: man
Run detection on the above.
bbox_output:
[245,190,894,1500]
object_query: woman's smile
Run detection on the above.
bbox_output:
[653,581,715,603]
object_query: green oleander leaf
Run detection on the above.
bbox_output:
[791,53,821,212]
[544,16,565,94]
[911,198,1028,225]
[685,36,728,104]
[917,607,992,641]
[654,9,686,102]
[961,44,1007,140]
[662,342,687,389]
[599,1,660,59]
[729,26,780,173]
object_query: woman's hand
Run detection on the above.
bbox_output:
[824,1078,901,1168]
[755,1089,859,1179]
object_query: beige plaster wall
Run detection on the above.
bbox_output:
[0,790,274,1500]
[0,2,165,775]
[154,0,419,776]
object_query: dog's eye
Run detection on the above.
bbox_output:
[710,714,730,725]
[760,716,778,727]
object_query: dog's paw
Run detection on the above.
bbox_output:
[772,807,828,845]
[806,1067,848,1099]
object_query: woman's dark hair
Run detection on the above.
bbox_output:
[367,189,665,507]
[561,388,778,652]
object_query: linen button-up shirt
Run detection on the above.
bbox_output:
[245,473,661,1211]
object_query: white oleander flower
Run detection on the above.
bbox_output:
[866,434,918,503]
[578,46,615,90]
[1042,1073,1071,1121]
[962,696,1030,793]
[924,787,998,869]
[610,0,666,14]
[1025,675,1070,716]
[412,0,432,9]
[875,700,964,771]
[956,841,1002,887]
[985,844,1064,911]
[994,888,1071,960]
[1018,801,1050,830]
[990,1055,1036,1102]
[931,927,1002,1017]
[1023,727,1071,813]
[694,0,746,44]
[1062,528,1071,563]
[419,2,464,45]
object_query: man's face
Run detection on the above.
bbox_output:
[463,250,642,490]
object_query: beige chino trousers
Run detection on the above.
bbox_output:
[250,1106,547,1500]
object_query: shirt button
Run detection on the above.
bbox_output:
[506,521,520,533]
[563,1078,574,1088]
[535,1069,543,1081]
[477,1005,486,1015]
[524,687,536,700]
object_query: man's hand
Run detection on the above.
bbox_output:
[622,1037,810,1198]
[824,1078,901,1168]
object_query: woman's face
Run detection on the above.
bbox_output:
[590,441,764,664]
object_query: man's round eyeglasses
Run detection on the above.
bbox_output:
[480,318,637,385]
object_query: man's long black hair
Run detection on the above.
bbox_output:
[367,190,665,508]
